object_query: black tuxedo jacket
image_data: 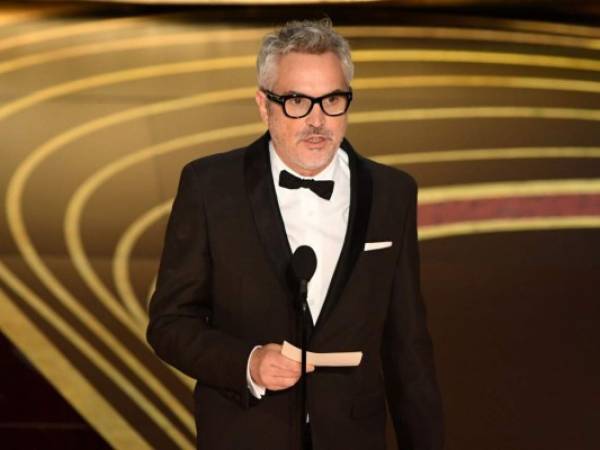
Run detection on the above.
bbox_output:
[147,132,443,450]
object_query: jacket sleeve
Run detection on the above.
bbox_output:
[146,163,255,408]
[381,177,444,450]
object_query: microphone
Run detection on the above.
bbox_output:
[290,245,317,448]
[291,245,317,284]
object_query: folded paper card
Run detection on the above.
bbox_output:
[281,341,363,367]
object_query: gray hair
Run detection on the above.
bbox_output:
[256,18,354,90]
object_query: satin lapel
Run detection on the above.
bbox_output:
[244,132,295,301]
[313,138,373,335]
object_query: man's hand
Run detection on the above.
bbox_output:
[249,343,315,391]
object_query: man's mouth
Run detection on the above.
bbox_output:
[303,136,328,144]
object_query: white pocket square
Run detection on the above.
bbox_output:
[364,241,393,251]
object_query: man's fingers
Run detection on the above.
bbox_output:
[266,352,317,374]
[274,359,315,373]
[249,343,317,389]
[268,366,300,378]
[263,343,282,352]
[270,361,301,375]
[259,366,316,391]
[270,353,302,369]
[260,343,317,371]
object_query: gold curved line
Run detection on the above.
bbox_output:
[0,257,196,439]
[0,55,255,121]
[0,5,79,27]
[1,3,594,39]
[0,15,153,52]
[147,275,158,304]
[0,286,151,450]
[0,262,191,449]
[372,147,600,166]
[6,131,267,441]
[0,9,600,47]
[8,216,196,434]
[339,26,600,50]
[483,17,600,38]
[3,48,600,121]
[0,6,597,53]
[349,106,600,124]
[114,202,173,325]
[58,89,255,357]
[15,88,239,345]
[115,202,169,326]
[6,126,201,438]
[419,216,600,240]
[2,24,599,75]
[354,49,600,72]
[6,79,253,430]
[0,29,266,75]
[61,88,255,333]
[419,179,600,203]
[66,124,263,320]
[116,201,169,322]
[352,75,600,94]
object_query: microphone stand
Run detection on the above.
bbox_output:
[298,278,309,450]
[290,245,316,450]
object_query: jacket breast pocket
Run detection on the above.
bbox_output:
[350,391,386,419]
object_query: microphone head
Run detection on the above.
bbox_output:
[291,245,317,282]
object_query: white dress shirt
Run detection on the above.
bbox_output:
[246,141,351,398]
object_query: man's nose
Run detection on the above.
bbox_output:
[305,102,326,127]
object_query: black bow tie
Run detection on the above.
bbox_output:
[278,170,334,200]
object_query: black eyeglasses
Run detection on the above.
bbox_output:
[262,89,353,119]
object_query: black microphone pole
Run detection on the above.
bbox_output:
[291,246,317,450]
[300,276,309,450]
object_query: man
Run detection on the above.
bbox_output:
[147,19,443,450]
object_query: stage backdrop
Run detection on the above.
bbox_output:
[0,2,598,449]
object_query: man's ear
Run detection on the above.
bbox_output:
[255,90,269,125]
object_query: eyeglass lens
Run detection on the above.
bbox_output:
[285,94,349,117]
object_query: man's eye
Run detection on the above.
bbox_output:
[325,95,341,105]
[290,97,305,105]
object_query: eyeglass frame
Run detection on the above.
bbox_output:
[261,88,353,119]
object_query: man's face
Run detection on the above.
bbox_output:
[256,51,349,177]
